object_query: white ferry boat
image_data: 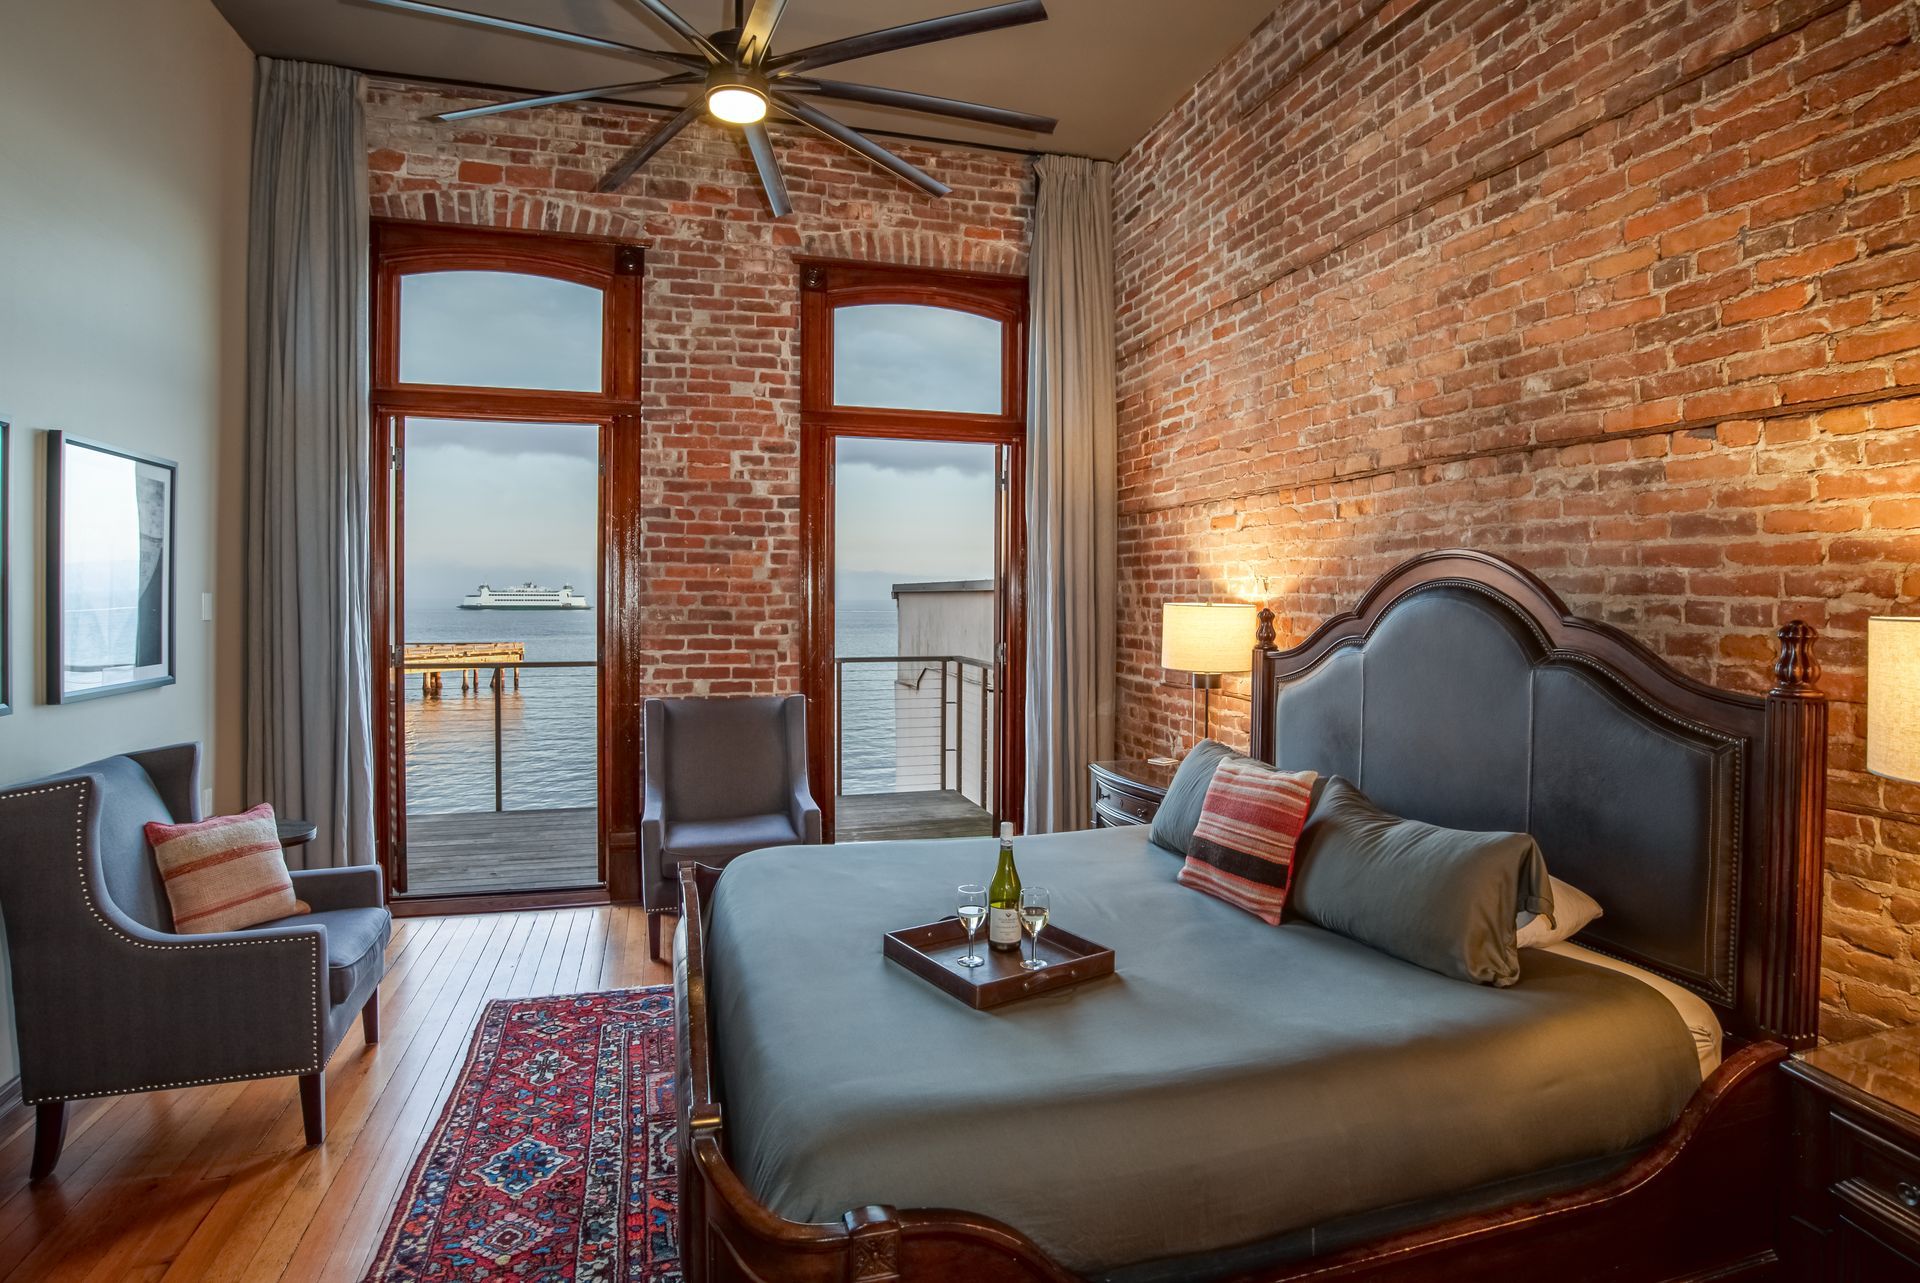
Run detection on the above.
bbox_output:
[459,583,592,610]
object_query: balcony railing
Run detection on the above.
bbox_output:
[834,655,996,818]
[403,657,597,813]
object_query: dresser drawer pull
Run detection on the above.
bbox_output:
[1899,1180,1920,1210]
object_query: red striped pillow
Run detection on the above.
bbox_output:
[1176,759,1319,925]
[145,803,309,934]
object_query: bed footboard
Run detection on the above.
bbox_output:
[673,861,1788,1283]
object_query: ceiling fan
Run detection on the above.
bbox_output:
[364,0,1059,216]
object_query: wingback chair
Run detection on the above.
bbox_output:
[641,695,821,960]
[0,743,389,1181]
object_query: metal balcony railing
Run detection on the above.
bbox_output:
[834,655,996,815]
[403,657,598,813]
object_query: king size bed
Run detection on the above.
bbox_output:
[672,550,1830,1283]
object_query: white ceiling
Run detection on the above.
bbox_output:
[209,0,1277,160]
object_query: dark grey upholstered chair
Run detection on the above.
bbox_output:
[641,695,820,960]
[0,743,389,1181]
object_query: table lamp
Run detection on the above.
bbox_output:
[1868,617,1920,783]
[1161,601,1259,750]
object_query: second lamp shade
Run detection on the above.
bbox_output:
[1162,602,1259,675]
[1868,616,1920,784]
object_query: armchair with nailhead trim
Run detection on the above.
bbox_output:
[0,743,388,1181]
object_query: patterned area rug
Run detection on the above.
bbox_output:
[363,987,681,1282]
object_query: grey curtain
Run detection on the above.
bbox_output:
[1024,155,1118,833]
[243,58,375,869]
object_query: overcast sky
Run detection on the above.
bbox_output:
[399,274,1003,613]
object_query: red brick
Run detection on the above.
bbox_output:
[1110,0,1920,1039]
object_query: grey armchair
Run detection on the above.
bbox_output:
[0,743,389,1181]
[641,695,821,960]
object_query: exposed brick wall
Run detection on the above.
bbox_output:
[1112,0,1920,1038]
[364,79,1030,700]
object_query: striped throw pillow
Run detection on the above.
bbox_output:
[145,803,309,934]
[1176,759,1319,925]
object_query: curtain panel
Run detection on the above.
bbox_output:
[243,57,376,869]
[1024,155,1119,832]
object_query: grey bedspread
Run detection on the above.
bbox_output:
[705,825,1700,1275]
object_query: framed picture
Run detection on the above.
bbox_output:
[0,421,9,716]
[46,432,177,703]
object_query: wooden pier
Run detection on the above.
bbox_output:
[404,642,525,696]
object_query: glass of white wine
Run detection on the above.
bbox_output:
[955,884,988,969]
[1020,886,1051,972]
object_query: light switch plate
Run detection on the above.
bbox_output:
[201,787,214,816]
[201,593,214,622]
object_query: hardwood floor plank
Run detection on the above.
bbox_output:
[283,913,543,1282]
[235,913,520,1282]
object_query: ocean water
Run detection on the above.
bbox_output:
[401,599,902,813]
[401,605,597,814]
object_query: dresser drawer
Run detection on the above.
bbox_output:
[1094,790,1155,827]
[1837,1213,1920,1282]
[1831,1112,1920,1256]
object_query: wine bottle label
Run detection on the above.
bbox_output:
[989,906,1021,946]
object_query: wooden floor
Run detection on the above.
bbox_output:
[0,905,669,1282]
[400,807,600,896]
[836,789,994,841]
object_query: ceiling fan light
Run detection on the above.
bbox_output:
[707,83,768,125]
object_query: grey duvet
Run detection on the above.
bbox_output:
[704,825,1700,1276]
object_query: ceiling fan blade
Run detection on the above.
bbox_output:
[744,123,792,217]
[771,92,951,198]
[622,0,725,63]
[784,77,1056,133]
[435,75,700,121]
[736,0,793,66]
[363,0,703,71]
[597,101,703,191]
[768,0,1047,76]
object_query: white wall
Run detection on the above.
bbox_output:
[0,0,253,1083]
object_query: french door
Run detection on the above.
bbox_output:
[370,221,646,902]
[799,260,1028,841]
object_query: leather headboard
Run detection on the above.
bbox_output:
[1248,551,1828,1045]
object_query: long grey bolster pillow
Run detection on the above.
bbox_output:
[1287,777,1555,987]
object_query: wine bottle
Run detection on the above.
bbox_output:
[987,822,1022,952]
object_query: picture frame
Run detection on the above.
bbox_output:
[45,431,177,704]
[0,420,10,717]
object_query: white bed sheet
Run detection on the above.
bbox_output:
[1542,940,1723,1079]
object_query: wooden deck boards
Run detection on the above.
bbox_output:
[401,808,600,896]
[0,905,671,1282]
[396,792,994,896]
[836,789,995,842]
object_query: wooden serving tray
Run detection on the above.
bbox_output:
[883,918,1116,1009]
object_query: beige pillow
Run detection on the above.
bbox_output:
[145,803,309,934]
[1516,877,1603,949]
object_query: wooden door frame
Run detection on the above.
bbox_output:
[797,258,1029,840]
[369,219,647,903]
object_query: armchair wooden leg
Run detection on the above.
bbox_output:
[299,1072,326,1146]
[361,990,380,1045]
[648,910,663,963]
[29,1102,65,1183]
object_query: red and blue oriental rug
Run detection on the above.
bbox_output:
[363,987,680,1282]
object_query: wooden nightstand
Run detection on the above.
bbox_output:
[1784,1026,1920,1280]
[1088,759,1175,829]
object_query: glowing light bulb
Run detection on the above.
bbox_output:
[707,84,768,125]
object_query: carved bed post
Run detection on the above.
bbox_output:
[844,1206,903,1282]
[1760,620,1828,1051]
[1249,606,1280,764]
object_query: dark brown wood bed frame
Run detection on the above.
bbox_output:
[674,549,1829,1283]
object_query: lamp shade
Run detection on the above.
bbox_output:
[1869,617,1920,784]
[1161,602,1258,675]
